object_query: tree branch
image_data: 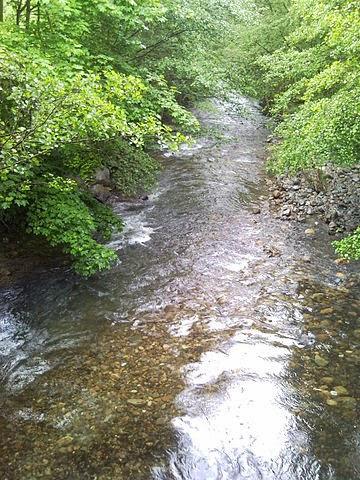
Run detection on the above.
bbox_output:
[132,29,188,60]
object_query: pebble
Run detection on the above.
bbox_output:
[282,208,291,216]
[320,320,331,328]
[314,355,329,367]
[338,396,357,408]
[272,190,281,199]
[321,377,334,385]
[268,164,360,236]
[334,386,349,396]
[335,258,348,265]
[336,272,346,279]
[0,269,11,276]
[57,435,74,447]
[127,398,148,406]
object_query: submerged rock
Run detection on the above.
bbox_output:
[57,435,74,447]
[338,396,357,408]
[334,386,349,396]
[352,329,360,338]
[314,355,329,367]
[321,377,334,385]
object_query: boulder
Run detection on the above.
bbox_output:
[95,167,112,187]
[90,184,112,203]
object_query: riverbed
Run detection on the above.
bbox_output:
[0,99,360,479]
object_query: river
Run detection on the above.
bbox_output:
[1,98,360,479]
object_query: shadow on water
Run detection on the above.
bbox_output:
[0,98,360,479]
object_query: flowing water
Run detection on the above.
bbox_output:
[1,99,360,480]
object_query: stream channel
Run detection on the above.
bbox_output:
[1,99,360,479]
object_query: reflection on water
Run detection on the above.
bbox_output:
[0,98,360,479]
[161,338,295,480]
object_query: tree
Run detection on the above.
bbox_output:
[0,0,202,274]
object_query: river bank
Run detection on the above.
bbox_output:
[268,164,360,237]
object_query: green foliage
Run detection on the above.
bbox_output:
[269,89,360,172]
[3,0,243,275]
[222,0,293,98]
[26,176,122,276]
[100,140,160,197]
[132,0,247,102]
[229,0,359,173]
[230,0,360,260]
[265,0,360,174]
[333,228,360,261]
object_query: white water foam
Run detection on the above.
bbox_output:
[108,209,156,249]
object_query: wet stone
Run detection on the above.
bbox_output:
[321,377,334,385]
[314,355,329,368]
[57,435,74,447]
[127,398,147,406]
[334,386,349,396]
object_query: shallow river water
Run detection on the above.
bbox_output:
[1,99,360,480]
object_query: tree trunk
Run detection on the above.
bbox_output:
[25,0,31,29]
[16,0,23,25]
[36,1,41,35]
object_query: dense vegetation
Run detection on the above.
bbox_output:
[1,0,358,274]
[0,0,240,274]
[229,0,359,259]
